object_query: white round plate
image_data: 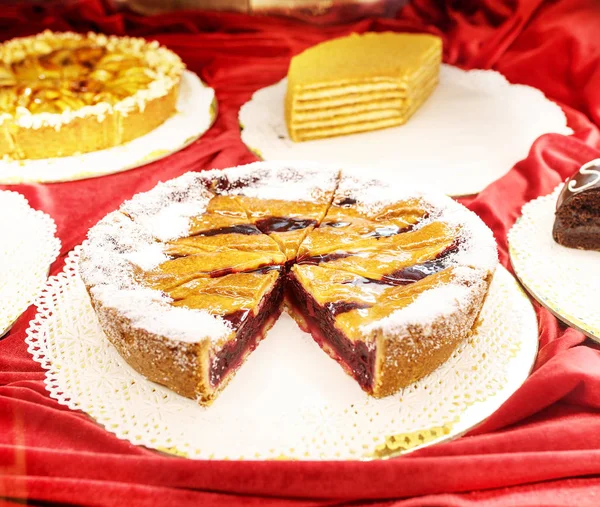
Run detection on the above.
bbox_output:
[26,249,537,460]
[0,71,216,184]
[0,191,60,337]
[509,186,600,341]
[239,65,571,196]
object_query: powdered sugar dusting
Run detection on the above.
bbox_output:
[200,161,340,202]
[92,285,232,344]
[361,268,485,337]
[363,284,471,335]
[124,243,169,271]
[80,211,231,344]
[120,172,211,241]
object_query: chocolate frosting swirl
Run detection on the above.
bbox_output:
[557,159,600,209]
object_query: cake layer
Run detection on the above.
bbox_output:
[292,117,404,142]
[293,80,404,101]
[292,98,406,122]
[293,90,406,111]
[290,109,402,131]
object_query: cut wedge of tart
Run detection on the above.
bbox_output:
[0,30,183,160]
[80,162,497,405]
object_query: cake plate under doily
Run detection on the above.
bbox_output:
[26,248,538,460]
[0,191,61,337]
[0,71,216,184]
[239,65,571,197]
[509,186,600,342]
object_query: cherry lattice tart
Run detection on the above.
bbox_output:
[0,30,183,160]
[80,162,498,405]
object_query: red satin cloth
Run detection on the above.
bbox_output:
[1,1,600,505]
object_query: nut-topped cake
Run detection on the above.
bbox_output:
[0,30,184,160]
[80,162,497,405]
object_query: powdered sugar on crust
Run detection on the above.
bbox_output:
[80,211,231,344]
[361,266,486,338]
[120,172,212,241]
[199,161,340,202]
[363,284,472,336]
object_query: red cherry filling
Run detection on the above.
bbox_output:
[210,275,284,387]
[286,273,376,391]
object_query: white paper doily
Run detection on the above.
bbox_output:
[0,71,216,184]
[26,248,537,460]
[0,191,61,337]
[239,65,571,197]
[509,186,600,341]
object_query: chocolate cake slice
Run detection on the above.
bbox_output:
[553,159,600,250]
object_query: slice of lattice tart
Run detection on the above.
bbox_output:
[288,171,498,397]
[80,162,497,405]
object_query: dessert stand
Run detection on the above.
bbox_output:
[26,249,538,460]
[0,191,61,337]
[240,65,571,196]
[509,186,600,342]
[0,71,216,184]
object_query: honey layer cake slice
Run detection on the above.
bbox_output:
[286,32,441,142]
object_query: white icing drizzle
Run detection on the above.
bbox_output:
[568,159,600,193]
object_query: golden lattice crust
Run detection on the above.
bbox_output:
[0,30,184,159]
[80,163,498,405]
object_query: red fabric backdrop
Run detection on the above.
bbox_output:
[1,0,600,505]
